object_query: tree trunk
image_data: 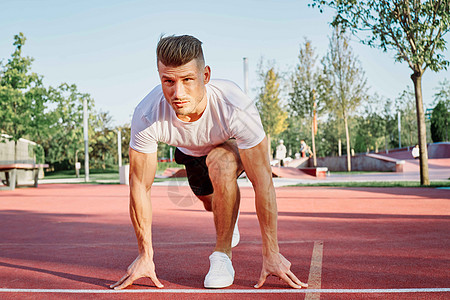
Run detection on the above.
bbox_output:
[411,72,430,185]
[343,114,351,172]
[14,140,18,163]
[385,134,389,154]
[311,118,317,167]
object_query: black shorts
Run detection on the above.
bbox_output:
[175,148,214,196]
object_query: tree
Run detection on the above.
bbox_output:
[90,111,116,169]
[319,115,339,156]
[118,124,131,165]
[42,83,95,171]
[289,39,325,165]
[0,32,49,162]
[256,62,288,157]
[354,103,384,153]
[431,80,450,142]
[395,87,418,147]
[431,100,449,142]
[311,0,450,184]
[321,27,369,171]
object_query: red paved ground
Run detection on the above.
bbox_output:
[0,184,449,299]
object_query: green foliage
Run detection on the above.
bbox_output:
[157,142,176,162]
[353,105,384,153]
[321,28,368,118]
[432,80,450,143]
[28,143,45,164]
[431,100,449,142]
[256,62,288,138]
[311,0,450,74]
[321,27,368,168]
[0,33,130,171]
[290,39,325,119]
[278,113,306,156]
[91,111,116,169]
[0,33,49,151]
[41,83,95,168]
[316,115,343,156]
[118,125,131,165]
[288,39,327,158]
[311,0,450,183]
[396,87,418,146]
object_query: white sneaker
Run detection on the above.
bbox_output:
[231,211,240,248]
[204,251,235,288]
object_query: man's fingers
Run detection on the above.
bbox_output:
[279,272,303,289]
[254,272,269,289]
[110,273,164,290]
[110,273,129,289]
[113,275,136,290]
[286,270,308,288]
[148,274,164,288]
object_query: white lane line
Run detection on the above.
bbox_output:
[0,240,315,247]
[0,288,448,294]
[305,241,324,300]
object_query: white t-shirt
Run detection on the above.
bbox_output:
[130,79,266,157]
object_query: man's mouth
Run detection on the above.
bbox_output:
[173,101,189,108]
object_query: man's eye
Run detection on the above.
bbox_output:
[184,78,193,82]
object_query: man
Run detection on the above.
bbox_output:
[412,144,420,159]
[275,139,287,166]
[300,140,313,158]
[111,35,308,290]
[300,140,307,157]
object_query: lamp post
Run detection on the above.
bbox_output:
[398,111,402,149]
[83,97,89,182]
[117,129,122,167]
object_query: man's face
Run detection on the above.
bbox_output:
[158,59,211,122]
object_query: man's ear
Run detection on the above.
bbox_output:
[203,65,211,84]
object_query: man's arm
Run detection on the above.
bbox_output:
[239,137,308,289]
[110,147,164,289]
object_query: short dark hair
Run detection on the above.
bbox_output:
[156,35,205,68]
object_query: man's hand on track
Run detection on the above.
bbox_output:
[110,254,164,290]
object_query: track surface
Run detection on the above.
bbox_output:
[1,184,449,299]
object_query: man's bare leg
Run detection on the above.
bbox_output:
[203,141,243,258]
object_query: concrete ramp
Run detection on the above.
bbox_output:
[428,142,450,158]
[286,157,310,168]
[377,142,450,160]
[271,166,324,179]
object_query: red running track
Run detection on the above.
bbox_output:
[0,184,449,299]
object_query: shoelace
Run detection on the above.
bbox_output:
[210,255,230,273]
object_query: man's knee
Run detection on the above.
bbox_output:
[206,144,242,180]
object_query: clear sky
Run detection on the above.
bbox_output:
[1,0,449,126]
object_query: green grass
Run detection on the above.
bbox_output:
[290,181,450,188]
[331,170,394,175]
[43,165,186,184]
[45,162,184,180]
[45,168,118,178]
[43,172,119,184]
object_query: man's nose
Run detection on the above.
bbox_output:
[173,82,186,99]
